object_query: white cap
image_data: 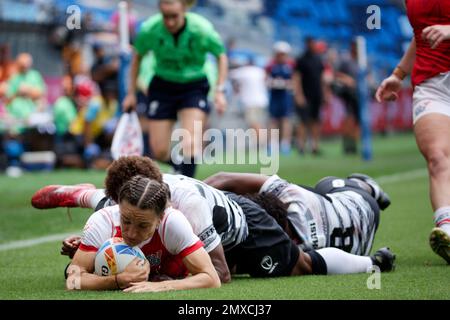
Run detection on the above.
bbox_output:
[273,41,292,54]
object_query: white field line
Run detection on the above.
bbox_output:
[0,168,429,252]
[0,232,78,252]
[375,168,428,185]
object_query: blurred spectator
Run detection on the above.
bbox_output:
[69,75,118,169]
[5,53,47,133]
[52,75,83,168]
[229,56,268,147]
[293,37,325,155]
[322,47,339,101]
[90,43,119,106]
[333,41,360,154]
[0,44,17,128]
[62,42,84,77]
[266,41,295,155]
[0,44,17,88]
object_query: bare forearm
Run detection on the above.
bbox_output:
[209,245,231,283]
[397,38,416,75]
[204,172,268,194]
[128,51,141,95]
[152,272,220,291]
[66,271,118,291]
[28,88,44,100]
[216,54,228,88]
[292,72,304,98]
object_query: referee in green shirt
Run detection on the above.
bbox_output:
[123,0,228,177]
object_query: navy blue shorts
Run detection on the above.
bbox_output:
[269,90,293,119]
[146,76,211,120]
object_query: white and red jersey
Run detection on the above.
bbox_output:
[79,205,203,279]
[406,0,450,86]
[93,174,248,253]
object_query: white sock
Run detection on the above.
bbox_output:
[77,189,106,209]
[434,207,450,235]
[316,248,373,275]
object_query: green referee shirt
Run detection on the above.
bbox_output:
[134,12,225,83]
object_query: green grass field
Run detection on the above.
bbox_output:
[0,133,449,300]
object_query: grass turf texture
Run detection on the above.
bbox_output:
[0,133,448,300]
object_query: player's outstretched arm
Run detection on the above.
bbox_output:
[214,53,228,115]
[204,172,269,194]
[172,187,231,283]
[124,248,221,293]
[122,49,142,112]
[376,38,416,102]
[208,244,231,283]
[66,250,149,291]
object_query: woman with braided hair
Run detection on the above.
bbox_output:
[65,175,221,292]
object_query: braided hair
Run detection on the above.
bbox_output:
[118,175,170,216]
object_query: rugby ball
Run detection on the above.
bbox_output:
[94,237,146,276]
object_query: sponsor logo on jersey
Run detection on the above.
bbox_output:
[309,221,319,249]
[146,250,162,269]
[198,225,217,248]
[415,100,431,117]
[260,255,278,274]
[149,101,159,116]
[332,179,346,188]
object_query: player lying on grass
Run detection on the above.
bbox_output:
[32,157,395,281]
[64,175,221,292]
[40,156,236,283]
[205,172,391,256]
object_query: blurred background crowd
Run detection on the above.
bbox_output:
[0,0,414,174]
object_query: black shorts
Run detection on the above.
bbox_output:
[224,192,299,278]
[146,76,211,120]
[296,101,322,123]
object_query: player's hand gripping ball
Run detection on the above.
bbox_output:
[94,237,146,276]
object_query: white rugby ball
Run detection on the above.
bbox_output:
[94,237,146,276]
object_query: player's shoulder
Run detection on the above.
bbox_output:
[139,14,164,34]
[159,206,195,240]
[186,12,214,28]
[186,12,217,36]
[161,206,189,226]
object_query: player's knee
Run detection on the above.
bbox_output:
[425,148,450,177]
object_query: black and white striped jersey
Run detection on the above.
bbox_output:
[163,174,248,252]
[260,175,378,256]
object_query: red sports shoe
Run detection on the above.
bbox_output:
[31,184,96,209]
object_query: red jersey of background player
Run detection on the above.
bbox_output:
[406,0,450,86]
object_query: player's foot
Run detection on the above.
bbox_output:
[31,184,95,209]
[429,227,450,264]
[370,247,396,272]
[348,173,391,210]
